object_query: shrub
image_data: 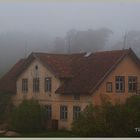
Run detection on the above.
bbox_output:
[0,92,13,122]
[121,95,140,136]
[72,104,105,137]
[72,95,140,137]
[11,99,43,133]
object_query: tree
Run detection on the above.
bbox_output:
[72,95,140,137]
[0,92,13,122]
[65,28,112,53]
[113,30,140,57]
[11,99,43,133]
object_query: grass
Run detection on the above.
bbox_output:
[21,130,77,137]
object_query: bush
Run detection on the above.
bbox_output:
[121,95,140,136]
[11,99,43,133]
[72,104,105,137]
[72,95,140,137]
[0,92,13,122]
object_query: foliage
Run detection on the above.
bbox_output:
[65,28,112,53]
[11,99,43,133]
[72,95,140,137]
[0,92,13,122]
[21,130,75,137]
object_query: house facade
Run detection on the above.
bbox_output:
[0,48,140,130]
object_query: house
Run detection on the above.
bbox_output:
[0,48,140,130]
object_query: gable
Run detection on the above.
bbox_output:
[17,59,59,81]
[93,54,140,95]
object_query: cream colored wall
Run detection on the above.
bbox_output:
[13,59,90,130]
[13,55,140,129]
[92,55,140,105]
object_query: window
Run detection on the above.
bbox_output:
[44,105,52,120]
[45,77,52,92]
[128,76,137,92]
[74,94,80,100]
[35,65,38,70]
[60,106,68,120]
[73,106,81,120]
[106,82,112,92]
[115,76,125,92]
[33,78,39,93]
[22,79,28,93]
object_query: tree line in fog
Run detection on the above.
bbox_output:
[0,28,140,77]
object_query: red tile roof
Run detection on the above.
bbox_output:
[0,48,139,94]
[56,49,128,94]
[34,53,85,78]
[0,59,26,93]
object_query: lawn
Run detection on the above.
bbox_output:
[21,130,77,137]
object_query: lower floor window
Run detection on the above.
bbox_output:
[44,105,52,120]
[60,105,68,120]
[73,106,81,120]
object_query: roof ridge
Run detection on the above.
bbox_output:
[34,52,85,55]
[93,48,129,54]
[31,49,130,56]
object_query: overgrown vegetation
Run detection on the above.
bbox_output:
[11,99,44,133]
[0,92,140,137]
[0,92,13,123]
[72,95,140,137]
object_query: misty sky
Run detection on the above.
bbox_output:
[1,2,140,76]
[0,2,139,37]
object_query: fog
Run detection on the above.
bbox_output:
[0,2,140,77]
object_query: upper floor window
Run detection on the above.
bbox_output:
[74,94,80,100]
[33,78,39,93]
[128,76,137,92]
[44,105,52,120]
[35,65,38,70]
[60,105,68,120]
[45,77,52,92]
[73,106,81,120]
[115,76,125,92]
[22,79,28,93]
[106,82,112,92]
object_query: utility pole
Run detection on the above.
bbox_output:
[24,40,28,58]
[123,32,127,49]
[67,36,71,54]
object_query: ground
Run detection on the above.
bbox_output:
[0,130,77,137]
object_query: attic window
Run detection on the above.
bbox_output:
[35,65,38,70]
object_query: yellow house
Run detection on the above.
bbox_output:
[0,48,140,130]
